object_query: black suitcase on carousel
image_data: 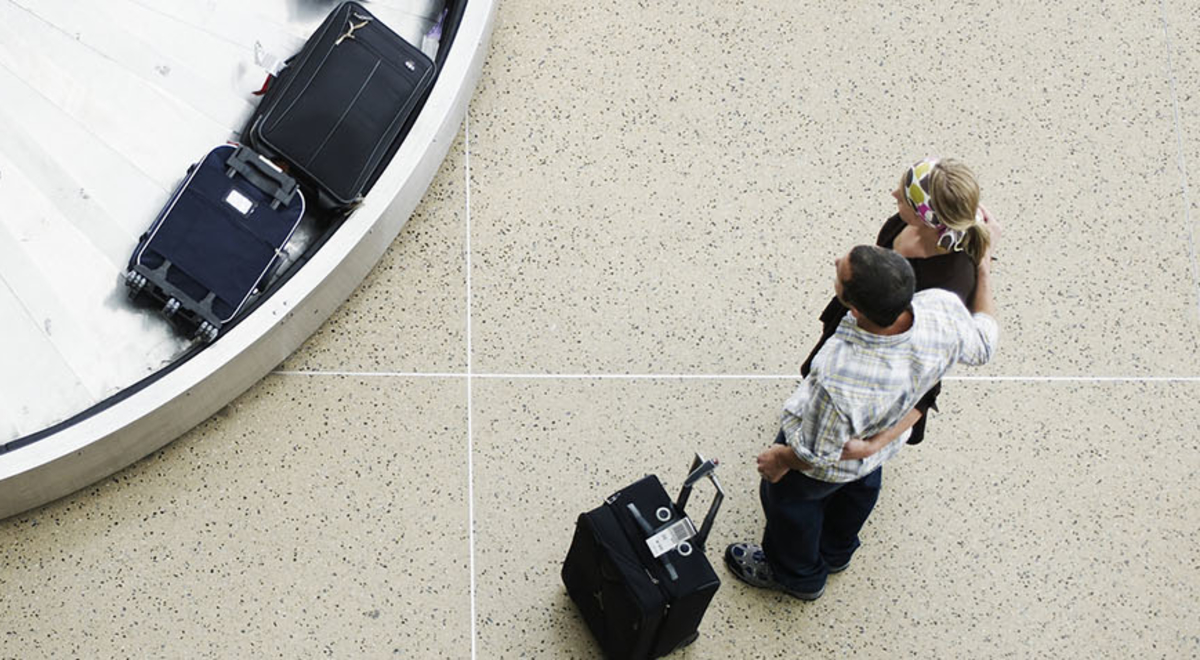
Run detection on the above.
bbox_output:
[244,1,437,208]
[563,455,725,660]
[125,144,305,342]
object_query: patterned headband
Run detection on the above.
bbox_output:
[903,158,940,226]
[904,158,967,252]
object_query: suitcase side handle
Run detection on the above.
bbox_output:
[675,453,724,552]
[225,145,299,210]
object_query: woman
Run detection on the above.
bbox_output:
[802,158,999,455]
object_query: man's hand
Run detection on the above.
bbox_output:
[977,204,999,279]
[757,445,798,483]
[979,203,1001,249]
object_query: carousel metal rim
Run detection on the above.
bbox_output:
[0,0,498,519]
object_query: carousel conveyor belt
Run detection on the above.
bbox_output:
[0,0,496,518]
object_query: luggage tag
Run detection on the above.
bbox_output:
[254,41,287,78]
[251,41,289,96]
[645,516,697,559]
[421,9,448,59]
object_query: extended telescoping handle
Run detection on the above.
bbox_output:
[675,453,724,551]
[225,145,299,209]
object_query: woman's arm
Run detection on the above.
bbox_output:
[840,407,924,460]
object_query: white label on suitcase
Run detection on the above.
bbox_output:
[646,516,697,558]
[225,189,254,216]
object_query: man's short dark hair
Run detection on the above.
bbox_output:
[841,245,916,327]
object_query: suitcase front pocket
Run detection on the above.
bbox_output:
[156,192,279,317]
[261,38,426,201]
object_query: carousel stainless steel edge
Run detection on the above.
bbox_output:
[0,0,498,519]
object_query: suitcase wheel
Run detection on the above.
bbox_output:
[195,321,218,344]
[162,297,181,317]
[673,631,700,653]
[124,270,148,299]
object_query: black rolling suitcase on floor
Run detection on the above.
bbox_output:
[563,455,725,659]
[125,144,305,342]
[244,1,437,208]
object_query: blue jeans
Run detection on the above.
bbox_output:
[760,430,882,593]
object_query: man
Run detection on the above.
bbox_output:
[725,244,998,600]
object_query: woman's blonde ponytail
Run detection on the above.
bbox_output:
[929,159,989,264]
[960,220,991,266]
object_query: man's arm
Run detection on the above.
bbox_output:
[955,255,999,366]
[974,203,1001,321]
[840,407,923,460]
[759,383,850,482]
[971,254,994,318]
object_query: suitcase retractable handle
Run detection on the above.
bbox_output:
[624,453,724,582]
[675,453,724,552]
[225,146,299,210]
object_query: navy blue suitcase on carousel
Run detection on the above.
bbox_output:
[125,144,305,342]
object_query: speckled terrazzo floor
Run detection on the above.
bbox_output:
[4,1,1200,658]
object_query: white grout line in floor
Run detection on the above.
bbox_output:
[944,375,1200,382]
[275,370,468,378]
[464,114,478,660]
[1159,0,1200,328]
[273,370,1200,383]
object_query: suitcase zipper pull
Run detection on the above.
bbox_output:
[335,14,373,46]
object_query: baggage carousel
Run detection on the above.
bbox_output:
[0,0,497,518]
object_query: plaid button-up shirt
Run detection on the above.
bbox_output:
[781,289,999,483]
